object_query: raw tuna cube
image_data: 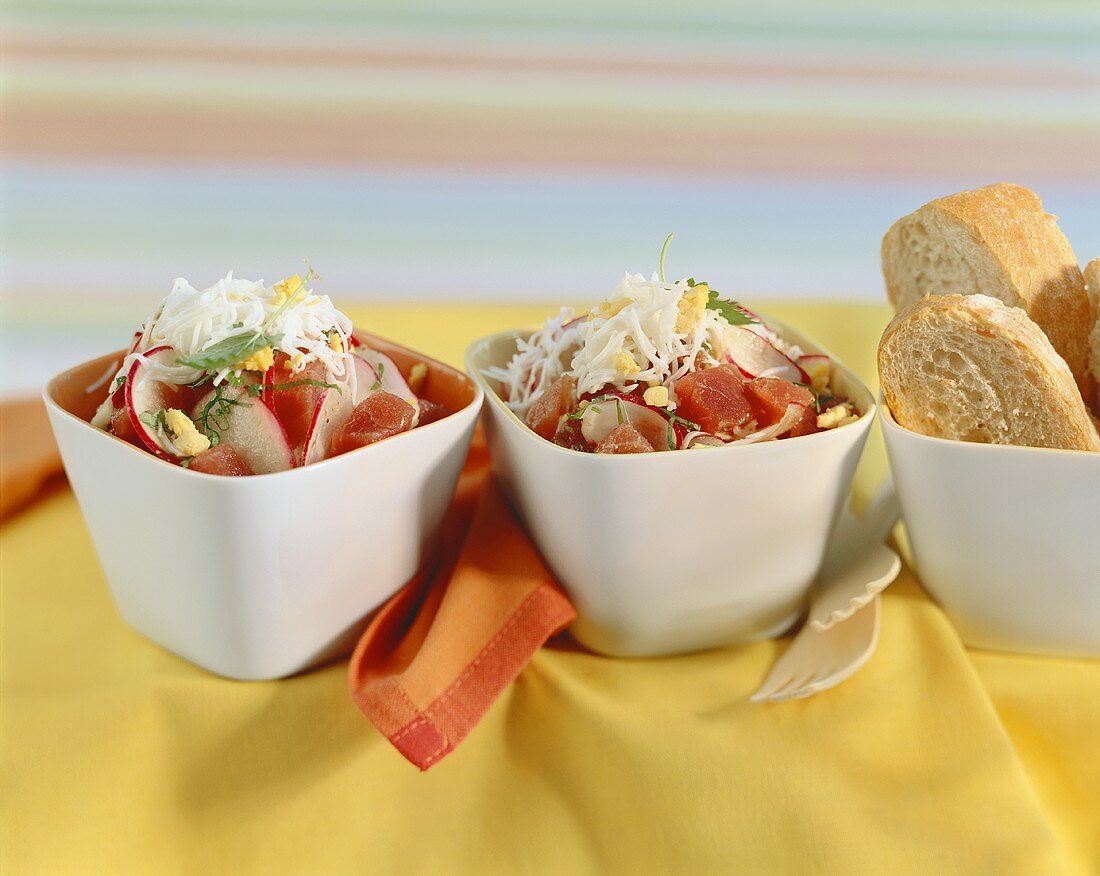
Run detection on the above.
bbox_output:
[596,423,654,454]
[524,376,576,440]
[673,364,753,435]
[743,377,814,428]
[187,444,254,476]
[331,391,416,456]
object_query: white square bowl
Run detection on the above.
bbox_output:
[44,335,482,680]
[466,320,875,657]
[880,398,1100,658]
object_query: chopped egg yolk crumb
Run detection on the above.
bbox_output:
[614,351,640,377]
[674,283,709,333]
[164,408,211,456]
[408,362,428,394]
[272,275,302,308]
[237,346,275,372]
[643,385,669,407]
[328,330,344,353]
[817,403,858,430]
[283,352,305,372]
[593,297,631,320]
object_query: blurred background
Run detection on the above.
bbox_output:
[2,0,1098,395]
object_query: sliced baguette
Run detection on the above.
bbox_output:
[881,183,1094,405]
[878,294,1100,452]
[1084,259,1100,400]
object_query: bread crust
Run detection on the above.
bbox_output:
[1084,259,1100,406]
[882,183,1094,405]
[878,294,1100,452]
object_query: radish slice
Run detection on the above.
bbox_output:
[580,397,671,451]
[355,349,416,405]
[726,404,804,445]
[126,345,182,458]
[797,354,830,388]
[682,431,724,449]
[192,387,295,473]
[260,367,277,411]
[301,387,354,466]
[351,354,379,405]
[725,326,808,384]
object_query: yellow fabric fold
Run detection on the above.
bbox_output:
[2,303,1097,875]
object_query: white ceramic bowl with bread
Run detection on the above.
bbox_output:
[878,183,1100,658]
[45,337,482,680]
[468,319,875,658]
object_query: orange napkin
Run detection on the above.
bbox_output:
[0,399,65,522]
[347,431,577,769]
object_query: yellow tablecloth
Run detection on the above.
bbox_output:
[3,303,1098,875]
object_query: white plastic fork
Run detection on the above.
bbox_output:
[750,478,900,703]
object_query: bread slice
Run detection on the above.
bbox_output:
[878,294,1100,452]
[881,183,1094,405]
[1084,259,1100,400]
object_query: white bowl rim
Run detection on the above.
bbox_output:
[465,315,876,464]
[878,391,1100,461]
[44,348,484,483]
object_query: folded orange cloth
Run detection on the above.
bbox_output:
[0,400,64,522]
[347,432,577,770]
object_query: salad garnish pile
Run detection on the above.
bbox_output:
[484,236,859,453]
[91,271,446,474]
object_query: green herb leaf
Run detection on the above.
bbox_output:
[138,411,160,429]
[175,331,282,372]
[705,290,756,326]
[658,232,674,284]
[615,399,625,425]
[179,457,192,469]
[267,378,340,393]
[112,375,127,391]
[197,385,250,441]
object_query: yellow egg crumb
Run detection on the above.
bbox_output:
[283,352,305,372]
[642,385,669,407]
[816,403,858,430]
[328,330,344,353]
[674,283,710,333]
[272,275,302,308]
[237,346,275,372]
[614,351,641,377]
[408,362,428,394]
[164,409,211,456]
[594,297,632,320]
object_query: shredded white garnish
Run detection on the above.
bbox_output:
[107,272,356,394]
[483,307,582,415]
[571,273,729,397]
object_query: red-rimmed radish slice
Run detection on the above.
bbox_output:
[797,354,830,387]
[125,345,183,458]
[726,404,804,445]
[725,326,808,384]
[580,397,671,451]
[129,330,144,353]
[192,387,295,473]
[356,349,416,404]
[260,367,276,411]
[301,387,354,466]
[351,353,379,405]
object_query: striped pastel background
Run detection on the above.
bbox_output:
[2,0,1098,395]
